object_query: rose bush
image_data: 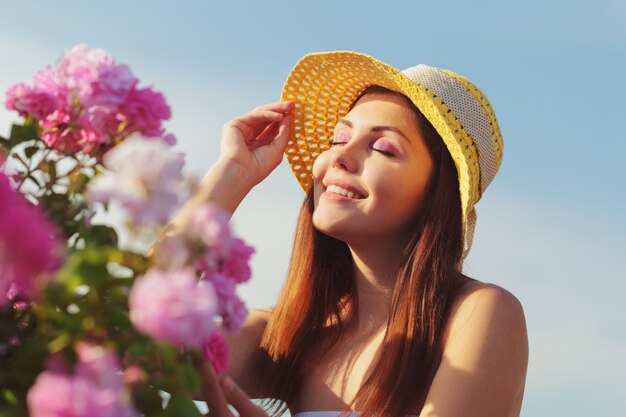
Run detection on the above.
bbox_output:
[0,45,251,417]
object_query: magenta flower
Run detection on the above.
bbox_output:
[0,173,61,307]
[40,109,102,153]
[222,237,254,284]
[203,331,230,374]
[87,134,185,225]
[206,272,248,333]
[5,83,59,120]
[188,203,233,271]
[27,343,138,417]
[129,267,218,348]
[118,87,172,138]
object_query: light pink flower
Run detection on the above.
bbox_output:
[90,64,137,106]
[32,66,66,98]
[27,344,138,417]
[203,331,230,374]
[87,134,185,225]
[74,342,124,393]
[118,87,172,139]
[206,272,248,333]
[56,44,117,105]
[0,173,62,307]
[222,238,254,284]
[27,372,75,417]
[129,267,218,348]
[187,203,233,271]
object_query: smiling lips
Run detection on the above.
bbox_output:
[325,184,365,200]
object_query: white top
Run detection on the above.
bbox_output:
[292,413,360,417]
[292,412,419,417]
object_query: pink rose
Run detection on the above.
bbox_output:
[56,44,114,104]
[188,203,233,272]
[89,63,137,106]
[5,44,174,154]
[203,331,230,374]
[40,110,101,154]
[32,66,65,98]
[5,83,59,120]
[0,173,62,306]
[27,344,138,417]
[129,267,218,348]
[74,342,124,393]
[205,272,248,333]
[118,87,171,138]
[222,237,255,284]
[27,372,75,417]
[87,135,185,225]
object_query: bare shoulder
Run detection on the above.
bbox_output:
[421,279,528,417]
[444,279,527,347]
[241,307,272,338]
[442,278,528,372]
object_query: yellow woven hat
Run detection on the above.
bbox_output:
[280,51,503,257]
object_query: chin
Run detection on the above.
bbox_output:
[312,214,348,241]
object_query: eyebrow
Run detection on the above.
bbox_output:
[338,118,412,143]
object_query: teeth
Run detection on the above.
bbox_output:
[326,184,362,199]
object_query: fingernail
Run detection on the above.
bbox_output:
[222,376,235,392]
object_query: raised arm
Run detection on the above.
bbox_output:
[147,102,293,397]
[421,282,529,417]
[150,101,294,251]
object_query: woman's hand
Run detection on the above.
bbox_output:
[200,359,269,417]
[219,101,295,189]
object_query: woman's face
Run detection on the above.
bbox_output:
[312,91,435,246]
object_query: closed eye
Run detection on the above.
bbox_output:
[371,139,398,157]
[373,148,395,157]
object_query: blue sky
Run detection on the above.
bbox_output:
[1,1,624,416]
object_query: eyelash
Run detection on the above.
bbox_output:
[328,141,395,158]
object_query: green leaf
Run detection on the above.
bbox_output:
[164,395,203,417]
[174,359,201,393]
[41,193,71,232]
[84,224,119,247]
[48,161,57,183]
[23,144,39,159]
[132,385,166,416]
[7,118,39,149]
[1,389,18,406]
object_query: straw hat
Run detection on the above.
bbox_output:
[280,51,503,258]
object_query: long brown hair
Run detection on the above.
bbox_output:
[256,87,465,417]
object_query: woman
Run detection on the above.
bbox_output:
[169,51,528,417]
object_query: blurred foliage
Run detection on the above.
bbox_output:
[0,120,203,416]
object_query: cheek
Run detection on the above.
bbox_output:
[369,166,430,217]
[312,151,331,179]
[311,152,331,210]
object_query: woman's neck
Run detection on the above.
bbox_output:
[347,240,406,333]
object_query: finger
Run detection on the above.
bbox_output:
[254,121,281,147]
[199,360,234,417]
[252,101,295,113]
[220,376,267,417]
[225,111,285,142]
[269,112,293,152]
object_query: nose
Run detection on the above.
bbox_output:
[329,143,359,173]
